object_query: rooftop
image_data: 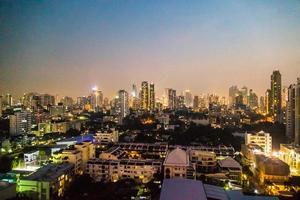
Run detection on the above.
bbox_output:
[163,147,189,167]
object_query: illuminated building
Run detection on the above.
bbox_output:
[141,81,149,110]
[265,89,272,115]
[296,78,300,145]
[282,86,288,109]
[183,90,193,108]
[149,83,155,111]
[286,84,296,142]
[164,88,176,109]
[245,131,272,155]
[259,96,265,113]
[163,147,195,179]
[228,86,239,107]
[74,141,95,171]
[117,90,129,119]
[49,104,64,116]
[248,89,258,109]
[189,150,216,173]
[130,83,140,110]
[86,158,161,183]
[60,96,73,107]
[9,110,32,136]
[254,154,290,185]
[6,93,12,107]
[193,95,199,110]
[39,94,55,107]
[53,148,83,175]
[279,144,300,175]
[94,129,119,146]
[270,70,282,122]
[91,87,103,111]
[24,150,39,167]
[218,157,242,181]
[18,163,74,200]
[240,86,248,105]
[177,95,185,109]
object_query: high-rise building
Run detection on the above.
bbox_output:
[240,86,248,106]
[149,83,155,111]
[295,78,300,145]
[265,89,271,115]
[286,84,296,143]
[61,96,74,107]
[118,90,129,118]
[141,81,149,110]
[91,87,103,111]
[271,70,282,122]
[40,94,55,107]
[229,86,239,107]
[6,94,12,107]
[248,89,258,109]
[282,86,288,109]
[9,111,32,136]
[245,131,272,155]
[165,88,176,109]
[193,96,199,110]
[183,90,193,108]
[131,84,138,98]
[259,96,265,113]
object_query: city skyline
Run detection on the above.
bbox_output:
[1,0,300,98]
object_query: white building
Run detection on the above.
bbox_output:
[24,150,39,167]
[94,129,119,146]
[163,147,195,179]
[245,131,272,155]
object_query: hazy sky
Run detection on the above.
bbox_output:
[1,0,300,99]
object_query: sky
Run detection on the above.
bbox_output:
[0,0,300,99]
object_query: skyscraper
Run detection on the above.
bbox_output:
[91,87,103,111]
[6,93,12,107]
[141,81,149,110]
[183,90,193,108]
[165,88,176,109]
[286,84,296,143]
[295,78,300,145]
[265,89,271,115]
[149,83,155,111]
[248,89,258,109]
[118,90,129,118]
[229,86,239,107]
[271,70,282,122]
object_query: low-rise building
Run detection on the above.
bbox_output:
[86,158,161,183]
[245,131,272,155]
[279,144,300,175]
[254,154,290,184]
[218,157,242,181]
[18,163,74,200]
[163,147,195,179]
[189,150,217,174]
[94,129,119,146]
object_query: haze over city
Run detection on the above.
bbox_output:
[1,0,300,98]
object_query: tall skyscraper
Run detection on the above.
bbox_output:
[265,89,271,115]
[118,90,129,118]
[149,83,155,111]
[295,78,300,145]
[91,87,103,111]
[6,93,12,107]
[229,86,239,107]
[248,89,258,109]
[282,86,288,109]
[240,86,248,106]
[131,84,138,98]
[286,84,296,143]
[165,88,176,109]
[40,94,55,107]
[271,70,282,122]
[141,81,149,110]
[183,90,193,108]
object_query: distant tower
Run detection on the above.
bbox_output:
[271,70,282,122]
[229,86,239,107]
[193,96,199,110]
[149,83,155,111]
[265,89,271,115]
[141,81,149,110]
[6,94,12,107]
[286,84,296,143]
[183,90,193,108]
[91,87,103,111]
